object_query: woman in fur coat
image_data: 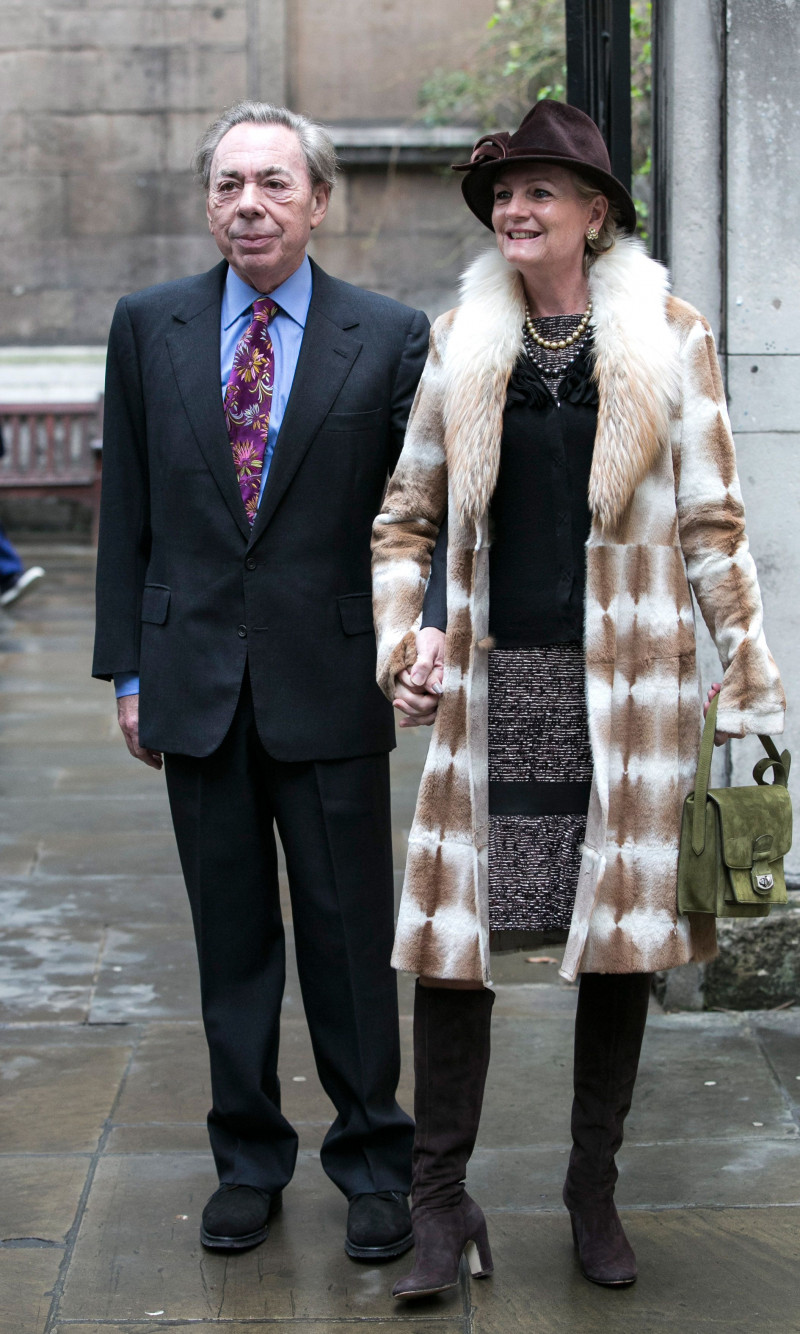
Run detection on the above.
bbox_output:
[371,100,784,1298]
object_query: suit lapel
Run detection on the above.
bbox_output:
[166,261,251,541]
[249,264,362,545]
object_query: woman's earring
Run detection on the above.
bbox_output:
[586,226,599,242]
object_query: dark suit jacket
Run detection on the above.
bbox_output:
[92,258,430,759]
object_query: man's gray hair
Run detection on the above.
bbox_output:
[194,101,338,192]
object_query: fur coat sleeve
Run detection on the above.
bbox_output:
[670,303,785,736]
[372,316,451,699]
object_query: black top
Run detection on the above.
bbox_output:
[420,342,598,643]
[488,344,597,647]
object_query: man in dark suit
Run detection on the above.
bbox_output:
[92,102,429,1259]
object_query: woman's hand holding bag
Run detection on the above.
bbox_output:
[703,681,732,746]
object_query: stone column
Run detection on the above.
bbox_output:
[654,0,726,341]
[655,0,728,808]
[724,0,800,859]
[657,0,800,1009]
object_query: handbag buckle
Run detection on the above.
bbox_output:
[751,834,774,896]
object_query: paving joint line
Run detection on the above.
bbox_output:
[42,1024,146,1334]
[482,1200,800,1214]
[460,1253,475,1334]
[473,1131,799,1151]
[751,1021,800,1132]
[50,1318,462,1327]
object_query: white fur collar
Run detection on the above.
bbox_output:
[441,236,681,529]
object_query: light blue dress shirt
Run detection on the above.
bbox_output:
[115,257,313,699]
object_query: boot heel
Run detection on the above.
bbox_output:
[464,1219,493,1278]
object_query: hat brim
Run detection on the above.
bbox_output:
[454,151,638,236]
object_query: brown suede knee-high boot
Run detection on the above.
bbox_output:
[392,982,495,1300]
[563,971,652,1287]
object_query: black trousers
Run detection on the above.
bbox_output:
[164,673,413,1198]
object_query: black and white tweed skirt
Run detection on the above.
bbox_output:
[487,643,593,945]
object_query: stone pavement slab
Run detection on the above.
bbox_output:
[0,792,174,835]
[0,1028,135,1152]
[0,1249,65,1334]
[470,1135,800,1211]
[0,877,198,1024]
[35,828,183,878]
[1,1155,90,1243]
[86,923,201,1023]
[109,1020,210,1133]
[753,1012,800,1120]
[469,1207,800,1332]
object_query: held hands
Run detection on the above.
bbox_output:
[393,627,446,729]
[117,693,163,770]
[703,682,733,747]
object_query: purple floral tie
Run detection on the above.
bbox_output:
[224,297,279,524]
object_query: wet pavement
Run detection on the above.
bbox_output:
[1,547,799,1333]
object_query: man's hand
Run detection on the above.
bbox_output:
[393,627,446,729]
[704,681,732,747]
[117,693,163,769]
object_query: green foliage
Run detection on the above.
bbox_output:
[417,0,566,130]
[629,2,653,241]
[417,1,653,240]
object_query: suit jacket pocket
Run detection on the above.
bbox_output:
[324,408,385,433]
[338,592,374,636]
[141,584,171,625]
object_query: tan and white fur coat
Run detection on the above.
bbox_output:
[372,237,784,983]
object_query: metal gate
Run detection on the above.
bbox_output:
[565,0,632,195]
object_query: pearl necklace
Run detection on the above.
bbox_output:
[524,300,592,350]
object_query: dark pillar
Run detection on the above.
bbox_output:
[565,0,632,194]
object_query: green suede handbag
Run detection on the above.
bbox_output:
[677,693,792,918]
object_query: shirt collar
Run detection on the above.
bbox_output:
[221,254,313,332]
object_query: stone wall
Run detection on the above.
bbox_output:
[288,0,491,121]
[0,0,494,351]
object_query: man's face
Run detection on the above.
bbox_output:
[206,122,330,291]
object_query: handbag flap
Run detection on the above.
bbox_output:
[708,785,792,867]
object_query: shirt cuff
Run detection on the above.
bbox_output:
[114,672,140,698]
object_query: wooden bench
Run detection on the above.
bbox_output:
[0,400,103,541]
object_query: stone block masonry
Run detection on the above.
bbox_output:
[0,0,495,347]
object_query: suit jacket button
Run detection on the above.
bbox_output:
[237,625,247,638]
[245,557,257,570]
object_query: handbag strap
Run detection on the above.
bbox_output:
[758,732,783,764]
[692,694,719,854]
[691,693,787,854]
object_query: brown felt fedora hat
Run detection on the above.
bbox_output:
[453,99,637,235]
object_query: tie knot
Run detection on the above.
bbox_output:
[252,297,279,324]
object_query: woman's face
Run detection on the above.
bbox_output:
[491,163,607,284]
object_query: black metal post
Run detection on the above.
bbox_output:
[565,0,632,194]
[650,0,669,264]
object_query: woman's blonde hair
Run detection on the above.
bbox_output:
[569,171,624,271]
